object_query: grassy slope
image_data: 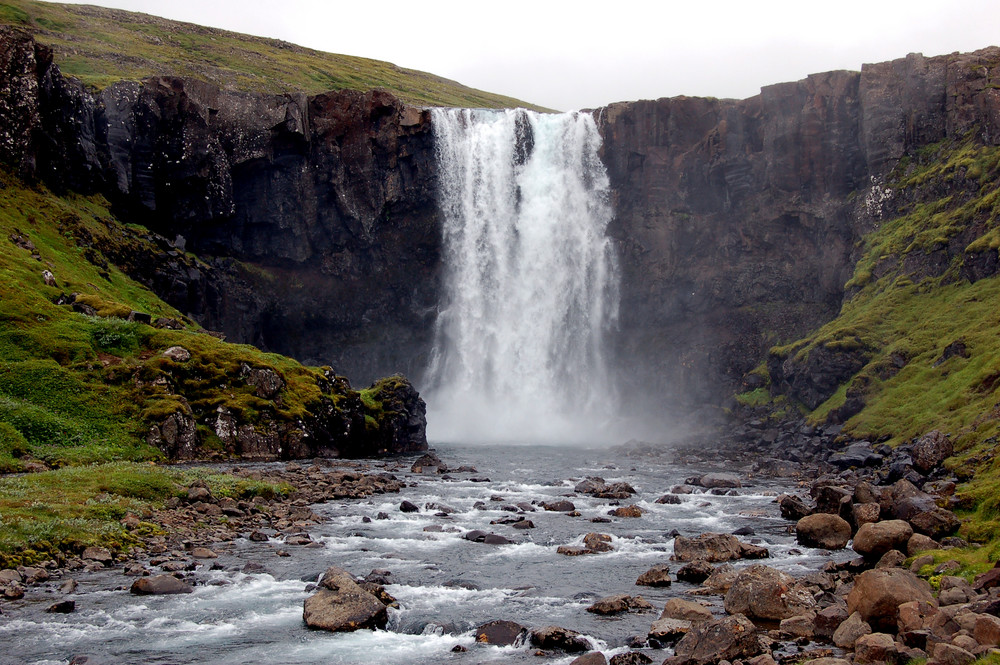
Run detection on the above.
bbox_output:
[758,137,1000,544]
[0,171,394,564]
[0,0,548,110]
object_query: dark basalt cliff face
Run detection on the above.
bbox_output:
[598,49,1000,416]
[0,26,440,385]
[3,25,1000,419]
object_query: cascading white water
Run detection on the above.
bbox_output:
[424,108,619,443]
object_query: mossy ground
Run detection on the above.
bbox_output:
[0,170,401,564]
[0,0,548,110]
[0,461,288,567]
[761,138,1000,547]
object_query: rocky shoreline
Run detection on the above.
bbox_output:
[1,428,994,665]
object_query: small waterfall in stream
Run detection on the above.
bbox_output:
[424,108,619,443]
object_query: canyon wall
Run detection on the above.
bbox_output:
[598,49,1000,417]
[3,26,1000,417]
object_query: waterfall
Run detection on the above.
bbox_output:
[424,107,619,443]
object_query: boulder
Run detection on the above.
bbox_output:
[610,505,643,518]
[911,430,953,473]
[796,513,852,549]
[529,625,591,652]
[813,605,848,639]
[673,532,766,562]
[974,613,1000,646]
[852,520,914,559]
[302,566,388,632]
[130,574,194,595]
[852,502,882,529]
[649,618,692,644]
[778,494,813,520]
[162,346,191,362]
[583,532,613,552]
[724,564,815,620]
[81,546,113,564]
[847,568,935,632]
[897,599,939,633]
[635,564,672,587]
[907,506,960,540]
[586,594,652,615]
[779,613,816,638]
[906,533,940,556]
[474,619,525,645]
[699,472,741,489]
[399,500,420,513]
[569,654,607,665]
[853,632,898,665]
[661,598,713,622]
[931,643,975,665]
[676,560,714,583]
[832,611,872,649]
[673,614,760,665]
[543,500,576,512]
[609,654,652,665]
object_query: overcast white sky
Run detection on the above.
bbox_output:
[60,0,1000,110]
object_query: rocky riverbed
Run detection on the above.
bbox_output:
[0,428,993,665]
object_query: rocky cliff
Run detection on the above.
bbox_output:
[598,48,1000,418]
[4,24,1000,423]
[0,26,441,385]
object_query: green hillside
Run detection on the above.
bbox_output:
[0,0,546,110]
[760,136,1000,543]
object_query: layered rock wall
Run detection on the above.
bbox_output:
[598,48,1000,415]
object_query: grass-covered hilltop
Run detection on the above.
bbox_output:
[0,0,545,110]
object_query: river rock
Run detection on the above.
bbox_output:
[795,513,852,549]
[649,618,692,644]
[474,619,526,645]
[529,625,591,652]
[852,502,882,529]
[656,494,681,505]
[676,560,714,583]
[46,600,76,613]
[661,598,713,622]
[586,594,653,615]
[672,614,760,665]
[302,566,388,632]
[906,533,940,556]
[832,611,872,648]
[724,564,815,620]
[569,653,607,665]
[583,532,613,552]
[911,430,953,473]
[847,568,935,632]
[673,532,766,562]
[130,574,194,595]
[854,632,898,665]
[698,472,741,489]
[399,500,420,513]
[814,605,849,639]
[907,505,960,539]
[635,564,672,587]
[932,643,976,665]
[778,494,813,520]
[610,504,643,518]
[543,500,577,512]
[779,613,816,638]
[852,520,914,558]
[609,653,653,665]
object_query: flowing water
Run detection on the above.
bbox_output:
[424,109,619,444]
[4,444,848,665]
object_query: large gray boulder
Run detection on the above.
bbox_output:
[302,566,388,632]
[673,533,768,562]
[130,574,194,595]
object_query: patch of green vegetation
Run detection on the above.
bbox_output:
[179,468,290,501]
[0,0,548,110]
[764,138,1000,544]
[735,387,770,408]
[910,546,996,587]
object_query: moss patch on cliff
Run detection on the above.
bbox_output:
[765,139,1000,540]
[0,0,548,110]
